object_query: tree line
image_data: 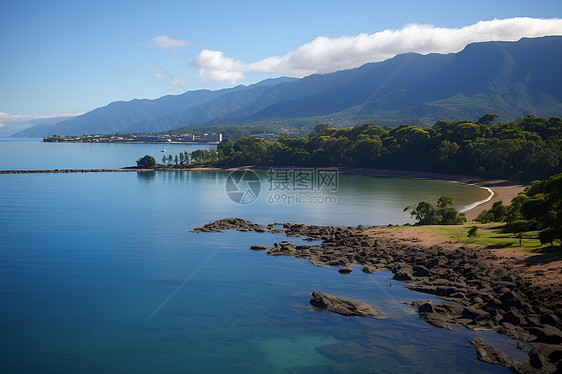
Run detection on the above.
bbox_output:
[216,114,561,182]
[159,149,219,166]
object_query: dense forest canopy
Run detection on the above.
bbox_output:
[216,115,562,182]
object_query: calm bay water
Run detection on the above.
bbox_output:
[0,138,214,170]
[0,139,513,373]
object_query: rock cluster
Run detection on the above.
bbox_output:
[193,218,562,373]
[191,218,284,234]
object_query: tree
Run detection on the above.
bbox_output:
[136,155,156,168]
[217,138,235,156]
[406,196,466,225]
[467,226,478,240]
[503,220,533,245]
[476,201,507,223]
[475,210,495,223]
[408,201,439,225]
[311,123,331,136]
[539,228,556,246]
[477,114,500,125]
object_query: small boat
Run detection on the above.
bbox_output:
[161,148,166,152]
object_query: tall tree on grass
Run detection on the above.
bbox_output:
[503,220,533,245]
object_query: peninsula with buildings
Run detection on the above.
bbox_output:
[42,133,223,144]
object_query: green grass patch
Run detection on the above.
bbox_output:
[407,223,562,254]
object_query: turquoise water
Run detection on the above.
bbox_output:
[0,140,512,373]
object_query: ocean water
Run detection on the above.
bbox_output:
[0,139,515,373]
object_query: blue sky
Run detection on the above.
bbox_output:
[1,0,561,118]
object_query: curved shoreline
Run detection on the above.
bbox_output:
[328,167,527,221]
[458,184,494,213]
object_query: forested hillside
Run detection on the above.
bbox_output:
[217,115,562,182]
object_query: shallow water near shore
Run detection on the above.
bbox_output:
[0,142,511,373]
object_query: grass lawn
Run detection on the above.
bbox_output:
[409,222,562,255]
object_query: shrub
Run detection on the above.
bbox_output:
[136,155,156,168]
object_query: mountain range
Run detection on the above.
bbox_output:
[14,36,562,137]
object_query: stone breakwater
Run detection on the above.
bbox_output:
[0,169,145,174]
[193,218,562,373]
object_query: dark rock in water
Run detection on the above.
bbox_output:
[392,264,414,281]
[422,312,458,330]
[250,244,271,251]
[338,267,352,274]
[266,242,298,257]
[310,291,384,318]
[418,302,435,314]
[362,265,385,273]
[191,218,270,233]
[470,337,532,372]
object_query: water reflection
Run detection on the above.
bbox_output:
[137,171,156,181]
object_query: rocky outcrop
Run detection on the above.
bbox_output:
[470,337,535,373]
[193,218,562,372]
[310,291,384,318]
[191,218,279,233]
[250,244,272,251]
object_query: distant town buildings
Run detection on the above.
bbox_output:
[43,133,223,144]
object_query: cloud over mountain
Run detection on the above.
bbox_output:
[192,17,562,83]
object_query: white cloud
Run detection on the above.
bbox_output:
[0,111,87,135]
[192,17,562,84]
[147,35,189,49]
[0,111,86,123]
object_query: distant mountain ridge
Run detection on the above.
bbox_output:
[14,36,562,137]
